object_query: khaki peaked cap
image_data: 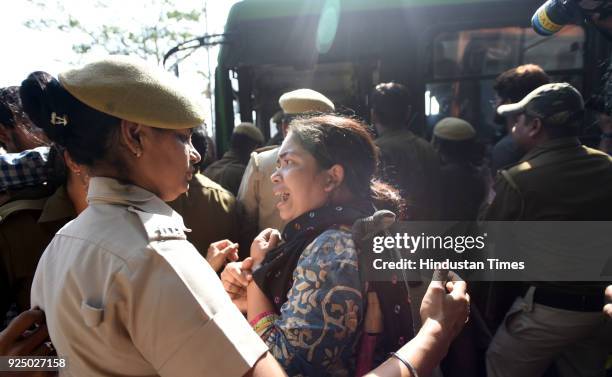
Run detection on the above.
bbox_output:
[59,55,206,129]
[433,117,476,141]
[279,89,334,115]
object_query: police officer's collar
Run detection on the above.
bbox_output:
[87,177,174,217]
[520,137,581,163]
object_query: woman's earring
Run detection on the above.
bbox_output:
[135,150,142,158]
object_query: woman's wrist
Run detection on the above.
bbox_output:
[250,255,264,268]
[246,280,275,322]
[394,319,451,377]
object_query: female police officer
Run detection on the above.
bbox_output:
[23,56,468,377]
[25,56,277,377]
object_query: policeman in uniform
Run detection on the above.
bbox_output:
[371,82,441,220]
[28,56,271,376]
[431,117,486,221]
[0,184,76,323]
[485,83,612,377]
[169,172,246,260]
[236,88,334,234]
[0,148,88,325]
[204,122,264,196]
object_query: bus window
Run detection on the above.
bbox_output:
[426,25,585,140]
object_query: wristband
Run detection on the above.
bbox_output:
[390,352,419,377]
[248,310,275,327]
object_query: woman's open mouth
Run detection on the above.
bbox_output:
[275,191,290,207]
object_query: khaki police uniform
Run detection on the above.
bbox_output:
[169,172,244,258]
[0,185,75,318]
[237,146,286,234]
[204,150,248,196]
[31,177,267,376]
[485,140,612,377]
[485,84,612,377]
[375,128,441,220]
[204,123,263,196]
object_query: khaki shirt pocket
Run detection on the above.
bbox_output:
[81,301,104,328]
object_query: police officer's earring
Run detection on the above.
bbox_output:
[134,150,142,158]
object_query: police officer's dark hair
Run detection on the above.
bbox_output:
[288,115,405,217]
[20,71,121,167]
[230,133,261,155]
[370,82,411,128]
[494,65,551,103]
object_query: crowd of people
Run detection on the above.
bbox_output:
[0,53,610,377]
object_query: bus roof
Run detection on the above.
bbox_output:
[218,0,533,68]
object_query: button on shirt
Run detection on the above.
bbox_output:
[31,177,267,377]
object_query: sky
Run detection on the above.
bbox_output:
[0,0,240,129]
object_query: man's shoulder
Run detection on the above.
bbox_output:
[377,129,433,150]
[249,146,279,172]
[193,173,235,197]
[0,196,48,224]
[254,146,279,159]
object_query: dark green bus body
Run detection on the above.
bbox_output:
[215,0,610,153]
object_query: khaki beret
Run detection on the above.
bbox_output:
[234,122,264,144]
[433,117,476,141]
[279,89,334,115]
[58,55,206,129]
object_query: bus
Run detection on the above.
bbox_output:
[214,0,611,153]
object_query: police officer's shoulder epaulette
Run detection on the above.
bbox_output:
[499,169,522,193]
[127,206,189,242]
[0,198,48,223]
[249,146,277,174]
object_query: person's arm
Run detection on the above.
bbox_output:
[364,275,469,377]
[3,273,467,377]
[246,271,469,377]
[0,309,55,377]
[247,230,362,375]
[0,147,51,192]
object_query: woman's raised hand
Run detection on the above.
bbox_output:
[419,271,470,345]
[206,239,240,272]
[250,228,281,266]
[221,258,255,312]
